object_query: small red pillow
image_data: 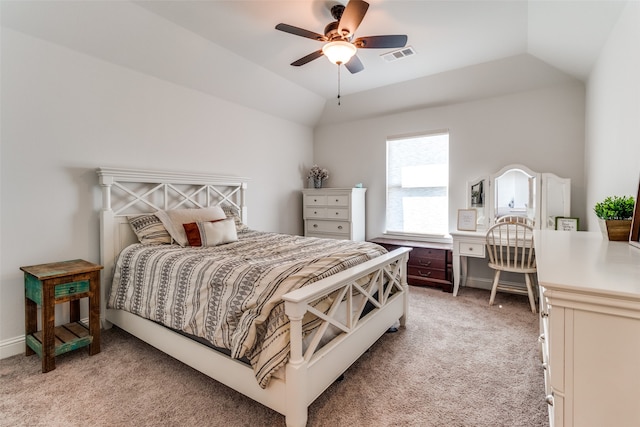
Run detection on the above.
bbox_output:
[182,222,203,246]
[183,218,228,246]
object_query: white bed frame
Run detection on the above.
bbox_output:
[97,167,410,427]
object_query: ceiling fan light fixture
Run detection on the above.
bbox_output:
[322,40,357,65]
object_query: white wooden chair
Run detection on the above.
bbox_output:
[495,215,535,227]
[485,222,537,313]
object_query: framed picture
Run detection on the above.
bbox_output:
[555,217,579,231]
[630,179,640,249]
[457,209,477,231]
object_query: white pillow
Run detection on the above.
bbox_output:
[197,218,238,247]
[155,207,226,247]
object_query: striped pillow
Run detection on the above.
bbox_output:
[128,214,172,245]
[221,205,249,232]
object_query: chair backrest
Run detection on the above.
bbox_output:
[485,222,536,271]
[495,215,535,227]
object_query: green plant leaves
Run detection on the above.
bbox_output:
[593,195,635,220]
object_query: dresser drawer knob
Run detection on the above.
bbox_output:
[419,260,432,267]
[467,247,474,251]
[313,224,318,228]
[419,271,432,277]
[541,362,548,371]
[538,334,545,343]
[338,225,343,230]
[541,312,549,318]
[314,211,318,214]
[335,212,339,215]
[335,199,339,202]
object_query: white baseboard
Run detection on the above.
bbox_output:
[462,277,529,292]
[0,335,25,359]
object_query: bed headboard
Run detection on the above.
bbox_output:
[97,167,249,323]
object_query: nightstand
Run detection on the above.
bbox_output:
[369,238,454,292]
[21,259,103,373]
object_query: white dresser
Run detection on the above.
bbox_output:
[535,230,640,427]
[302,188,366,241]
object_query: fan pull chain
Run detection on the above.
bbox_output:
[337,64,342,106]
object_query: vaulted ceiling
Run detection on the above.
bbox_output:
[136,0,626,97]
[1,1,628,126]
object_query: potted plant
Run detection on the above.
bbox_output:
[594,195,635,241]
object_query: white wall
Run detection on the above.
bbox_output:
[0,29,313,357]
[585,1,640,230]
[314,81,586,240]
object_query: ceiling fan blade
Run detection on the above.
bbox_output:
[291,50,324,67]
[345,55,364,74]
[354,35,408,49]
[338,0,369,37]
[275,23,326,41]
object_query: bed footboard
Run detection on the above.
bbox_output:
[282,247,410,427]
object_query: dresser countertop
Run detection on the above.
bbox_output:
[534,230,640,300]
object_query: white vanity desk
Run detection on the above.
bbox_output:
[454,164,572,296]
[450,231,486,296]
[535,230,640,427]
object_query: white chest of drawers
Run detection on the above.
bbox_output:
[535,230,640,427]
[302,188,366,241]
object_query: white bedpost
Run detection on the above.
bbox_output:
[399,254,409,327]
[240,182,248,226]
[284,302,308,427]
[97,170,114,330]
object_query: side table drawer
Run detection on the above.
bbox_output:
[55,280,90,299]
[411,247,447,261]
[408,266,447,281]
[410,255,446,270]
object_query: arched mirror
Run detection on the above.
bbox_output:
[467,164,570,230]
[491,165,538,225]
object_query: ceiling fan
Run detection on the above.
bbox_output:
[275,0,408,74]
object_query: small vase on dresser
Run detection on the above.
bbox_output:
[302,188,366,241]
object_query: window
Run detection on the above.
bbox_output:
[386,132,449,237]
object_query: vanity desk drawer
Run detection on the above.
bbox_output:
[457,241,485,258]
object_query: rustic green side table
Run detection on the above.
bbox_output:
[20,259,103,373]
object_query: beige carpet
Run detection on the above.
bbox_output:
[0,287,548,427]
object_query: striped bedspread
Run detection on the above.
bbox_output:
[108,230,387,388]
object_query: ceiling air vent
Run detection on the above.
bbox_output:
[381,46,416,62]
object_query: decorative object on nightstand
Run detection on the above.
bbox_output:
[20,259,103,373]
[307,164,329,188]
[593,195,635,241]
[302,187,365,240]
[369,238,453,292]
